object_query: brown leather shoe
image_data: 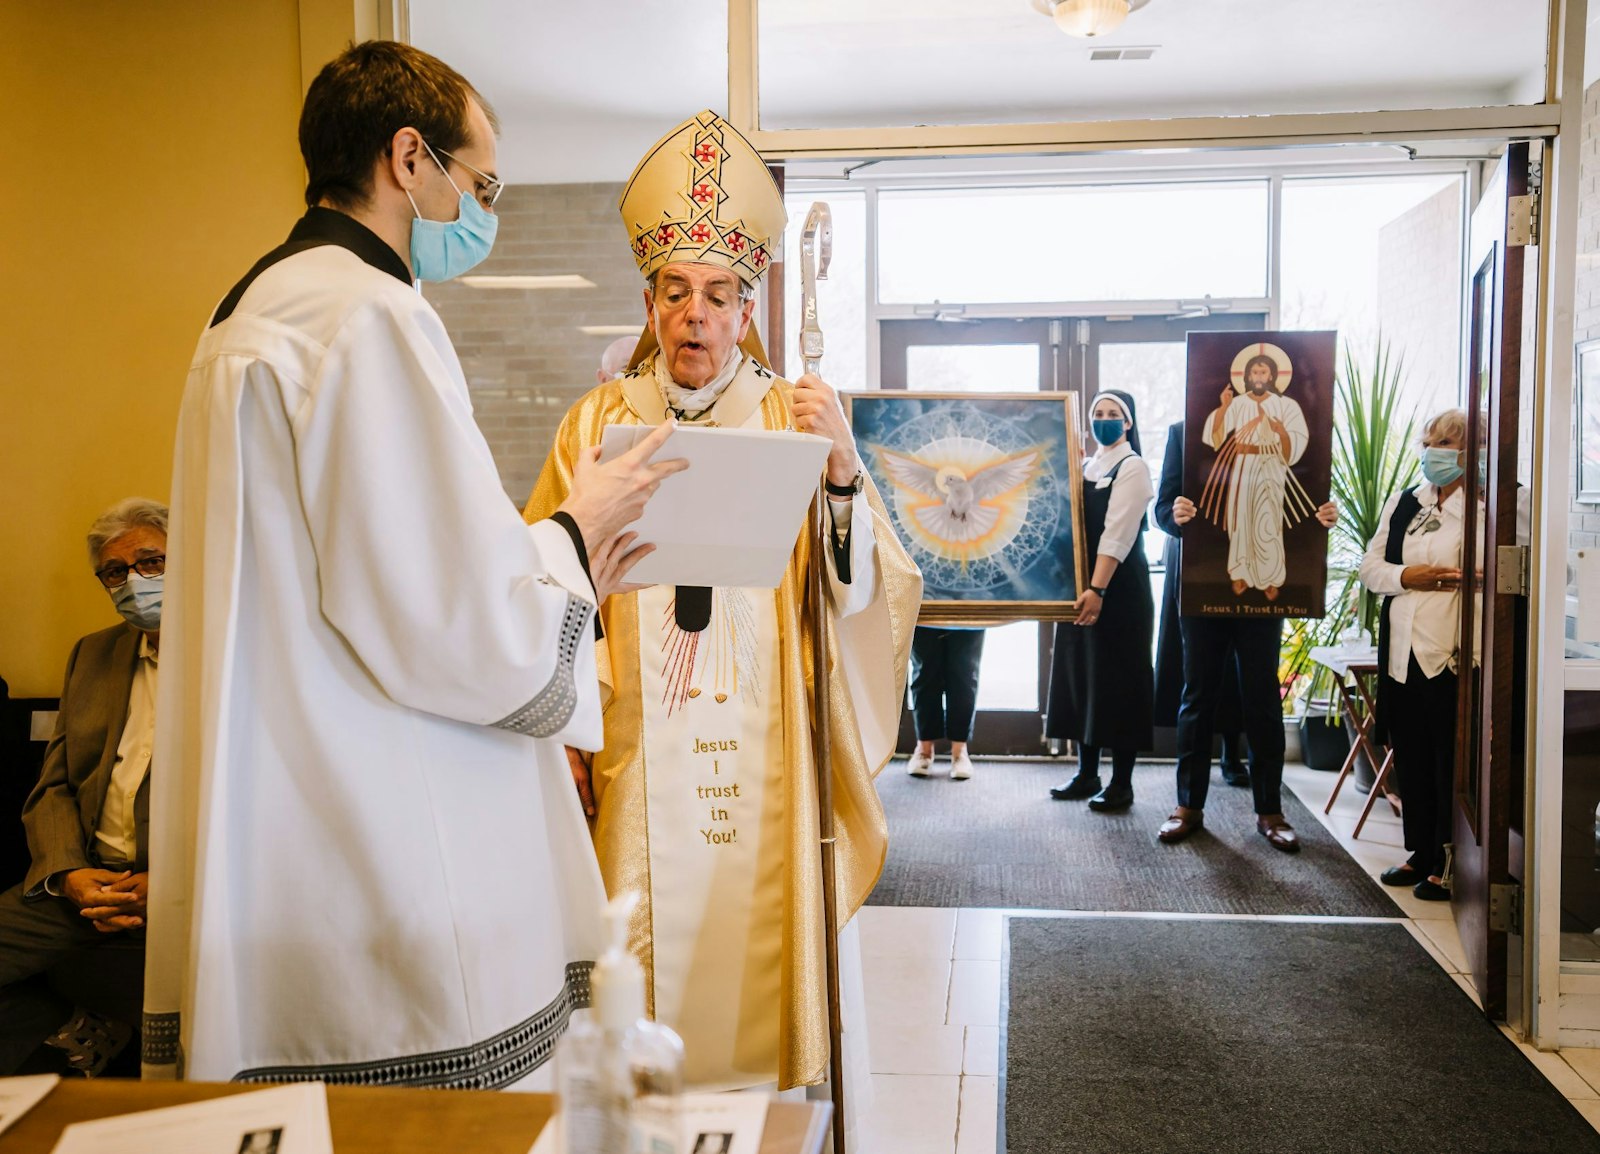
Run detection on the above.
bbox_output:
[1157,807,1203,844]
[1257,814,1300,853]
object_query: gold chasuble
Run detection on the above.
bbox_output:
[523,362,920,1089]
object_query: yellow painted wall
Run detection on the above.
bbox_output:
[0,3,355,696]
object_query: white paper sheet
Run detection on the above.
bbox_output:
[598,425,832,589]
[49,1082,331,1154]
[0,1074,59,1137]
[527,1091,769,1154]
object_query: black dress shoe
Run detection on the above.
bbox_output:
[1050,774,1102,801]
[1220,763,1251,788]
[1380,864,1422,887]
[1087,784,1134,812]
[1413,878,1451,901]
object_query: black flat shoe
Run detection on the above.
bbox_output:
[1380,864,1422,887]
[1050,774,1102,801]
[1087,784,1134,812]
[1220,763,1251,788]
[1413,878,1451,902]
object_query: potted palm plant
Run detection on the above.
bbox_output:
[1282,339,1419,772]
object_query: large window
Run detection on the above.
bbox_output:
[780,191,867,392]
[877,182,1269,305]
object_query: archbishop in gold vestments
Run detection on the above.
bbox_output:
[523,362,920,1092]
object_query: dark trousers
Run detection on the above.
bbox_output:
[910,627,985,743]
[0,881,145,1074]
[1383,656,1457,878]
[1175,616,1286,815]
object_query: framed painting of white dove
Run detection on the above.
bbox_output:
[845,391,1088,622]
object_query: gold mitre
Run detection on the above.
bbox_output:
[620,110,785,286]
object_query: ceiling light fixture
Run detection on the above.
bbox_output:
[1031,0,1149,39]
[458,274,596,290]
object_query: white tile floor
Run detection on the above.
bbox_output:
[855,759,1600,1153]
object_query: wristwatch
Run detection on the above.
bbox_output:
[1088,585,1108,598]
[825,471,866,498]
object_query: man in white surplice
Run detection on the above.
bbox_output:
[143,41,683,1087]
[1201,353,1311,599]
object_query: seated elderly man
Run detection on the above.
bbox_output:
[0,497,167,1075]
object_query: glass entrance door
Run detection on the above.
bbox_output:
[880,313,1266,756]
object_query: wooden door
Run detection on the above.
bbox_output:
[1453,141,1534,1019]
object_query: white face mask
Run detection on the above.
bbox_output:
[110,571,163,630]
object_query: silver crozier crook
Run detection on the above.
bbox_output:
[800,202,833,375]
[799,200,847,1154]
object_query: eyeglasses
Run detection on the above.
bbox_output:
[95,555,165,589]
[650,280,751,317]
[427,142,504,211]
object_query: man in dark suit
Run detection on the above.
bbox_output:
[1154,424,1336,852]
[0,498,167,1074]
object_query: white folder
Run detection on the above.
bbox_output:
[598,424,832,589]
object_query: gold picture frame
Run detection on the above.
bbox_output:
[844,391,1087,624]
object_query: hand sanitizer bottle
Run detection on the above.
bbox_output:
[557,892,684,1154]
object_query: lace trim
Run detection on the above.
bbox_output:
[233,961,594,1089]
[492,595,592,737]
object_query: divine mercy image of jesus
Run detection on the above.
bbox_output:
[1181,332,1335,618]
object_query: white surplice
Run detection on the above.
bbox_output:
[144,210,606,1088]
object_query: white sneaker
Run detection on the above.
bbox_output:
[950,751,973,780]
[907,751,934,777]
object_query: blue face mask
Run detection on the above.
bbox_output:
[110,571,163,631]
[407,147,498,282]
[1092,418,1126,447]
[1420,446,1464,487]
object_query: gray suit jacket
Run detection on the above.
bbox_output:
[21,622,147,897]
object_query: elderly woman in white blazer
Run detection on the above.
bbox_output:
[1359,408,1525,902]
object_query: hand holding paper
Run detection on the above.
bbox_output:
[559,420,689,548]
[597,425,833,589]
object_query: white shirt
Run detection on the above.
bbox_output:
[1360,482,1531,683]
[1084,442,1154,563]
[93,633,156,865]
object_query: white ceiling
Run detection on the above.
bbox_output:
[411,0,1555,185]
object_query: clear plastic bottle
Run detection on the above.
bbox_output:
[557,892,684,1154]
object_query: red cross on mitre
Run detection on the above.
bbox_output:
[694,142,718,163]
[727,231,746,253]
[752,247,768,268]
[656,225,677,245]
[689,223,712,243]
[691,183,715,205]
[635,237,650,257]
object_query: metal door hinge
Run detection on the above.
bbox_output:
[1508,193,1538,246]
[1497,544,1530,595]
[1490,882,1523,935]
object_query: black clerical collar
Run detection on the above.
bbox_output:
[210,206,412,327]
[288,207,412,285]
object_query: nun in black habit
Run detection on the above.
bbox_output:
[1046,390,1156,811]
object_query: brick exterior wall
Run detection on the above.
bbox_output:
[1377,183,1463,418]
[422,182,642,504]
